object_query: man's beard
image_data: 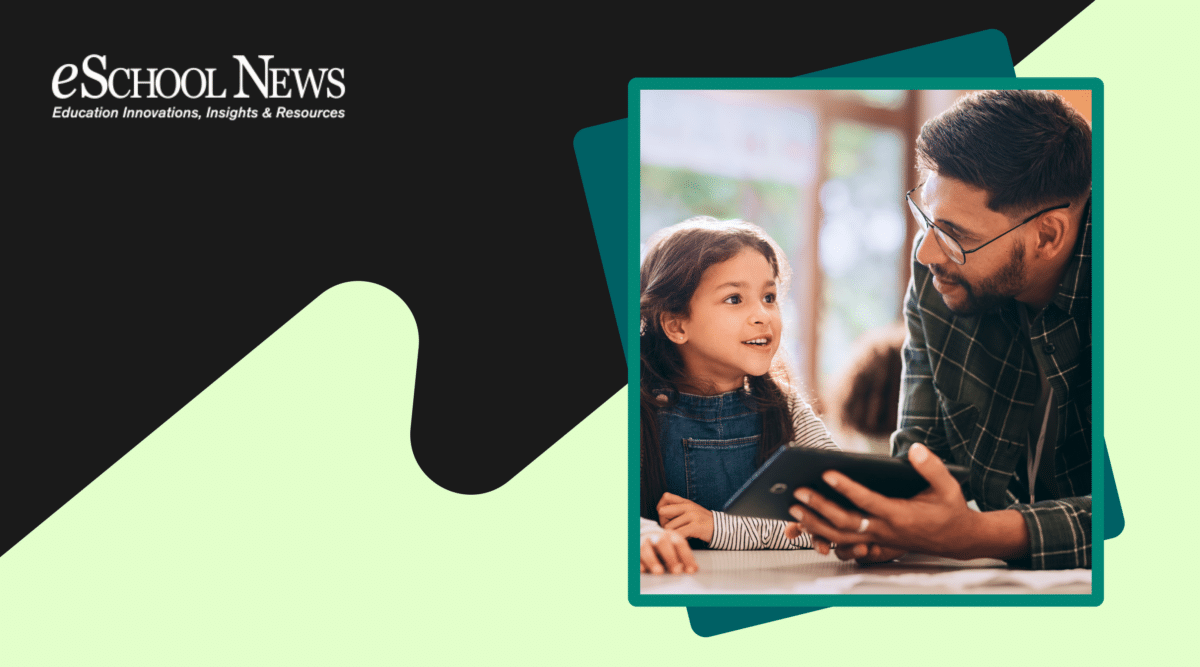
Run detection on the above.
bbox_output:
[932,241,1027,316]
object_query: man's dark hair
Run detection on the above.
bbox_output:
[915,90,1091,215]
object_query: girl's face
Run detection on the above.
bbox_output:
[666,248,781,394]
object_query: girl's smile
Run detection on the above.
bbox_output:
[663,248,781,394]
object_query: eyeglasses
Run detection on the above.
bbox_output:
[905,182,1070,265]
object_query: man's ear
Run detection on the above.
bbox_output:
[661,312,688,344]
[1032,208,1071,259]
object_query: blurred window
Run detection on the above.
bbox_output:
[831,90,907,110]
[818,122,904,392]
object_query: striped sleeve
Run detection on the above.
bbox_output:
[710,511,812,549]
[787,390,840,451]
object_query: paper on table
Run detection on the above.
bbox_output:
[795,569,1092,594]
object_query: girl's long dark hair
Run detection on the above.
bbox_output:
[640,217,796,521]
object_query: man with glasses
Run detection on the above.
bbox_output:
[786,90,1093,569]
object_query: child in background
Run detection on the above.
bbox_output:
[639,217,838,571]
[823,322,908,454]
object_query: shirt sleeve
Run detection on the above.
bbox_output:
[891,256,949,462]
[787,390,840,451]
[1005,496,1092,569]
[640,517,665,542]
[709,511,813,549]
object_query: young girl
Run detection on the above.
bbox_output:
[639,217,839,572]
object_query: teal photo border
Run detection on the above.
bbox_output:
[627,76,1104,608]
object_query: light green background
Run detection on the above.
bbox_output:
[1,3,1195,662]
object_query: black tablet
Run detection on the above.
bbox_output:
[721,445,971,522]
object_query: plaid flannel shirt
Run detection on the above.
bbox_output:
[892,205,1092,570]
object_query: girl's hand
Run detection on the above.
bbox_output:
[640,529,699,575]
[656,492,714,543]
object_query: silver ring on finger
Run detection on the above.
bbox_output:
[855,517,870,534]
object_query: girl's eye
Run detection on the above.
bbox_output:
[723,294,742,305]
[764,293,776,304]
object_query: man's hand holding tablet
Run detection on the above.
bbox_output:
[784,443,1030,562]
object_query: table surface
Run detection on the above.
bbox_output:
[639,550,1092,595]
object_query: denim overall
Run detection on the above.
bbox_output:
[654,387,762,512]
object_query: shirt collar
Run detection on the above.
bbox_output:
[1049,196,1092,317]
